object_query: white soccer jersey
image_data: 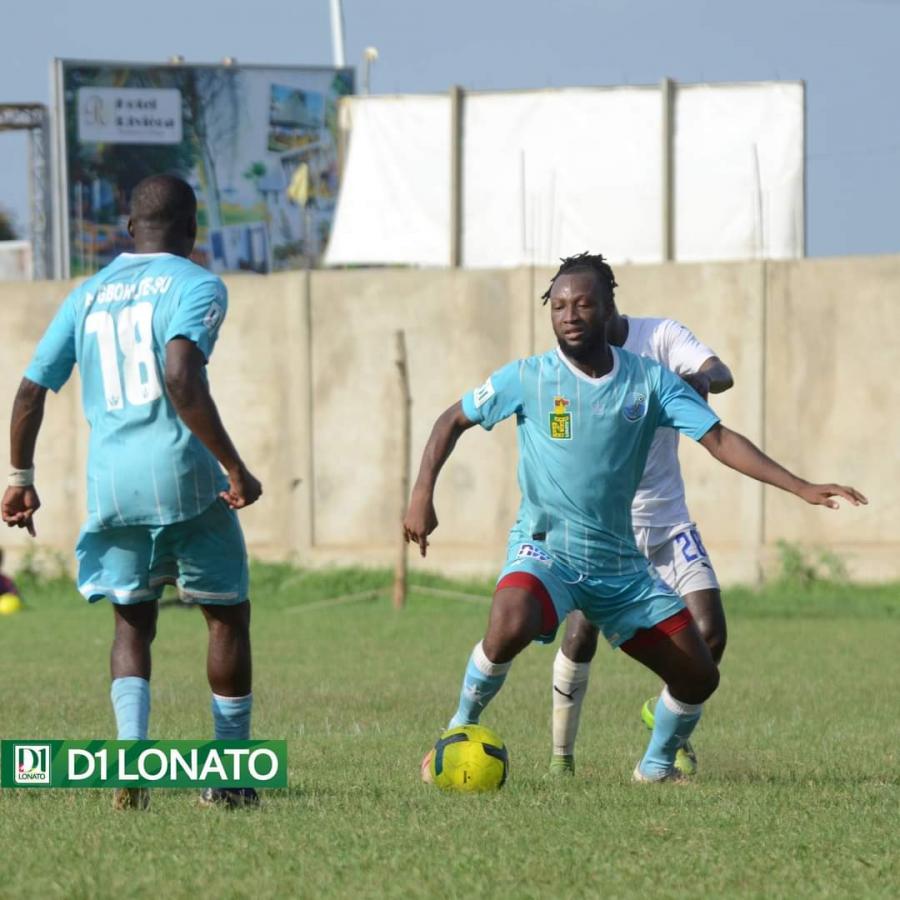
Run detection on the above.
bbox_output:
[622,317,716,527]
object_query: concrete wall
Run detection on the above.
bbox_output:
[0,256,895,583]
[763,257,900,581]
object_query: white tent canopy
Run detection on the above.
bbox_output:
[325,81,804,268]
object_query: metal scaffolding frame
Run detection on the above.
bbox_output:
[0,103,52,279]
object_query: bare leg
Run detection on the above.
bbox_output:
[683,588,727,664]
[110,601,157,808]
[111,600,158,680]
[561,610,600,663]
[621,618,719,704]
[482,586,545,663]
[201,600,252,696]
[199,601,257,808]
[448,585,545,727]
[623,619,720,779]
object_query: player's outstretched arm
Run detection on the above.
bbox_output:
[403,401,476,557]
[164,339,262,510]
[699,423,868,509]
[1,378,47,537]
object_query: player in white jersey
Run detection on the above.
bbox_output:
[405,252,865,784]
[550,309,733,777]
[2,175,263,810]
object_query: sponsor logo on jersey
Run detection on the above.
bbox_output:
[516,543,553,565]
[473,377,495,409]
[203,301,224,333]
[622,391,647,422]
[549,395,572,439]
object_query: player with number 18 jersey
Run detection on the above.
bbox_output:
[4,175,264,811]
[26,252,229,533]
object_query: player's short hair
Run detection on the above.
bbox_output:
[129,175,197,232]
[541,252,618,305]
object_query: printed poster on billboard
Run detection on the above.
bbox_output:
[55,60,354,276]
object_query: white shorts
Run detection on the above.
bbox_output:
[633,523,720,598]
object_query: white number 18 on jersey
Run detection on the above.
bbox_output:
[85,302,163,411]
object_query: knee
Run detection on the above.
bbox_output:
[482,621,530,664]
[483,598,541,663]
[671,658,719,705]
[561,613,599,663]
[689,660,720,704]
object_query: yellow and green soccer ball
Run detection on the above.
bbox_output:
[421,725,508,793]
[0,593,22,616]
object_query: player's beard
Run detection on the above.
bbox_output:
[556,326,606,364]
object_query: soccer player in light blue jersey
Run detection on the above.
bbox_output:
[405,252,866,783]
[1,175,263,809]
[551,288,735,778]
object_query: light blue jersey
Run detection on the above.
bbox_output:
[461,346,719,579]
[25,252,228,531]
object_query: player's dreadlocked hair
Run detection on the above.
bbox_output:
[541,252,618,305]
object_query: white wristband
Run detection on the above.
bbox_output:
[8,467,34,487]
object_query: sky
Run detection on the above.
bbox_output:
[1,0,899,258]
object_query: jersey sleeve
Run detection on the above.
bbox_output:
[165,276,228,361]
[661,319,716,375]
[23,293,78,392]
[460,360,524,430]
[655,365,720,441]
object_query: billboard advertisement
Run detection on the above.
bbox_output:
[53,60,354,276]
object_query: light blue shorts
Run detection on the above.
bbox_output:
[76,499,248,606]
[498,541,685,648]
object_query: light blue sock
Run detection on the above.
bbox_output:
[211,693,253,740]
[639,687,702,778]
[448,642,512,728]
[110,676,150,740]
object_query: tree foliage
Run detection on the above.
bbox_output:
[0,207,17,241]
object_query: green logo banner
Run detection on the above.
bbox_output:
[0,740,287,789]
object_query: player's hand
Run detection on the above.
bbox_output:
[1,485,40,537]
[403,489,438,557]
[681,372,711,400]
[796,482,868,510]
[220,464,263,509]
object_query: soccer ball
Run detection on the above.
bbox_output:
[0,593,22,616]
[422,725,508,793]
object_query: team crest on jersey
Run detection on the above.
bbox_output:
[622,391,647,422]
[549,396,572,440]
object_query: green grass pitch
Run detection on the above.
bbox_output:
[0,565,898,899]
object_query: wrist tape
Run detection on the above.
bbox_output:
[8,467,34,487]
